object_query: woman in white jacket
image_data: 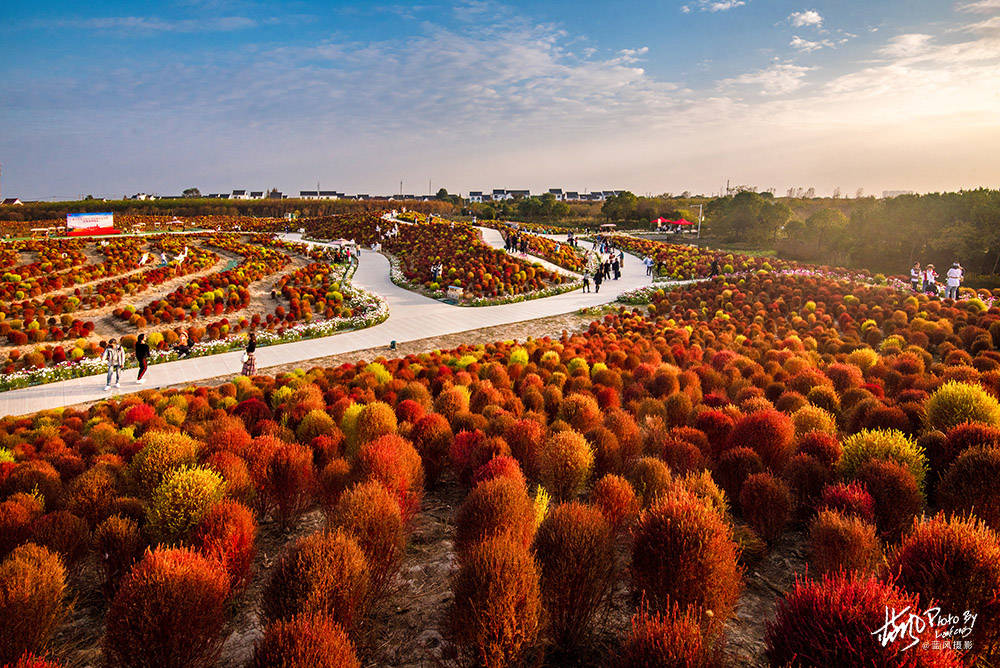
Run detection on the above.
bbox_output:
[103,339,126,390]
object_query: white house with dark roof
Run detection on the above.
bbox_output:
[1,198,22,205]
[232,189,249,200]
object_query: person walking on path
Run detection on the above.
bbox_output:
[643,255,653,276]
[582,273,591,293]
[612,258,621,280]
[134,333,150,385]
[593,268,603,293]
[910,262,922,292]
[946,262,964,300]
[103,339,125,390]
[241,332,257,377]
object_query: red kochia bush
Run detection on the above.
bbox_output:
[329,481,405,602]
[819,481,876,523]
[884,513,1000,657]
[252,612,360,668]
[104,547,230,668]
[854,459,924,537]
[808,509,880,575]
[727,409,795,471]
[410,412,453,487]
[358,434,424,522]
[8,654,65,668]
[738,472,792,542]
[765,573,962,667]
[260,530,370,635]
[93,515,145,593]
[454,477,536,555]
[796,431,842,467]
[0,493,43,557]
[0,543,67,666]
[257,440,315,529]
[471,455,526,488]
[503,418,544,477]
[630,490,742,633]
[532,502,615,647]
[30,511,91,566]
[449,536,541,668]
[694,409,735,460]
[713,446,764,502]
[190,499,257,591]
[937,445,1000,530]
[592,473,640,532]
[619,605,715,668]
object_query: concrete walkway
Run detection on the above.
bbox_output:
[0,231,655,416]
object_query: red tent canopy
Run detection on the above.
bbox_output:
[651,217,669,225]
[670,218,694,226]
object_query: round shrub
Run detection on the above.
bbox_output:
[838,428,928,492]
[256,440,316,529]
[557,393,603,433]
[791,405,836,438]
[630,489,742,632]
[585,426,622,476]
[471,455,526,488]
[619,606,714,668]
[765,573,960,667]
[808,509,879,576]
[252,612,360,668]
[631,457,675,507]
[927,380,1000,432]
[455,477,536,555]
[295,409,338,445]
[819,481,875,523]
[884,512,1000,657]
[713,446,764,502]
[147,466,227,545]
[5,460,62,508]
[449,535,541,668]
[796,431,842,467]
[104,547,230,668]
[727,409,795,471]
[854,459,924,538]
[782,453,830,513]
[538,430,594,501]
[353,401,397,451]
[0,544,66,665]
[357,434,424,522]
[937,445,1000,530]
[329,480,405,602]
[190,499,256,590]
[738,472,792,542]
[127,430,200,497]
[410,413,452,487]
[31,511,90,566]
[0,494,42,558]
[504,418,544,477]
[592,473,640,531]
[938,422,1000,473]
[93,514,145,593]
[533,502,615,647]
[63,464,119,527]
[260,530,370,633]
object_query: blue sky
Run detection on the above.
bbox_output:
[1,0,998,200]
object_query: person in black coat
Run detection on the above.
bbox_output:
[593,269,603,293]
[135,333,150,385]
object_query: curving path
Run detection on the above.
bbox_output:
[0,231,658,416]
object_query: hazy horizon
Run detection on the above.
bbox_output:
[2,0,999,201]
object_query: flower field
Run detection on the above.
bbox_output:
[307,213,572,300]
[483,221,588,272]
[3,237,1000,665]
[0,226,383,384]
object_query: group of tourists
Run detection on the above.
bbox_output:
[910,260,965,299]
[583,248,624,293]
[503,231,530,255]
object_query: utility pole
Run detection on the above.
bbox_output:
[400,180,403,196]
[696,203,704,239]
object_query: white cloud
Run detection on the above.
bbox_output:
[878,33,934,57]
[685,0,747,13]
[720,61,815,95]
[788,10,823,28]
[957,0,1000,12]
[37,15,271,32]
[790,35,834,52]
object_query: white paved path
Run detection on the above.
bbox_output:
[0,232,654,416]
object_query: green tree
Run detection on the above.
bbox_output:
[602,192,638,222]
[182,188,201,198]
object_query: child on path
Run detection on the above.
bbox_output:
[910,262,922,292]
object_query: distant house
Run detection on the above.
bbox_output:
[548,188,564,201]
[129,193,158,201]
[318,191,341,200]
[492,189,510,201]
[232,189,249,200]
[468,191,484,203]
[564,191,580,201]
[1,198,23,206]
[355,194,371,200]
[249,191,264,199]
[217,193,230,200]
[507,190,530,200]
[267,190,284,200]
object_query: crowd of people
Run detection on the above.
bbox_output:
[910,260,965,299]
